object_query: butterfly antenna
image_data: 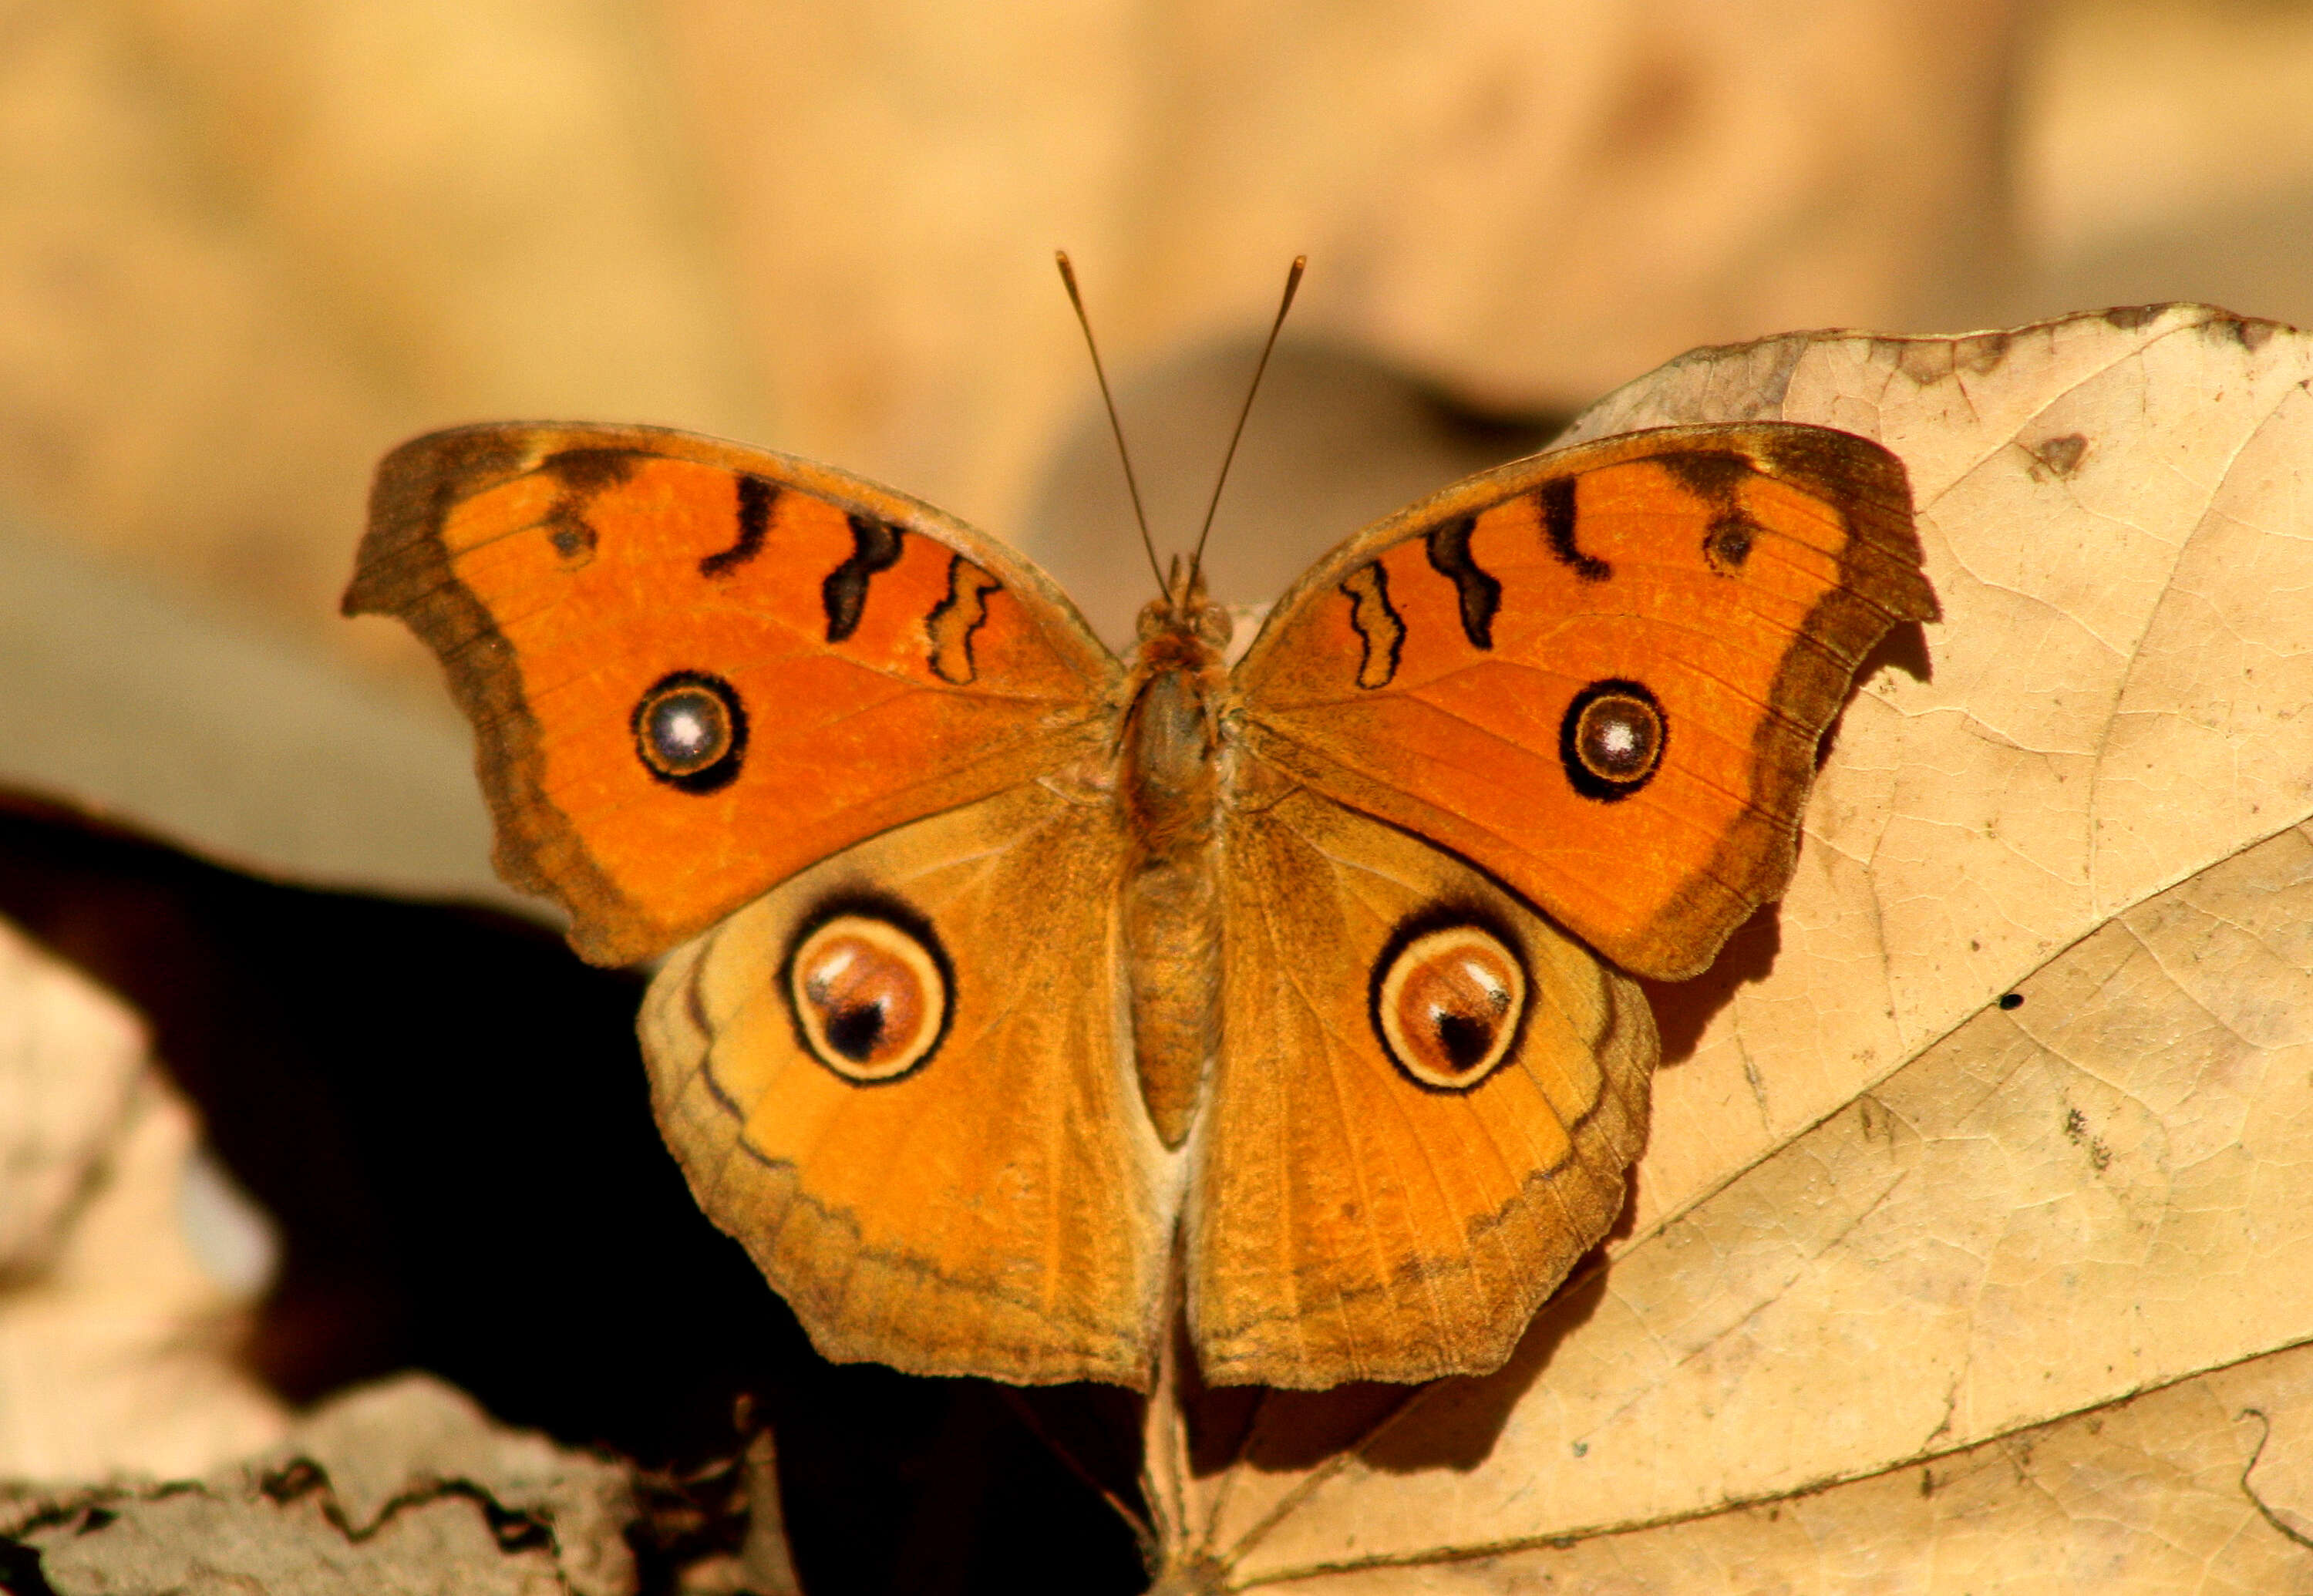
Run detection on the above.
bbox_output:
[1187,254,1305,590]
[1056,251,1168,598]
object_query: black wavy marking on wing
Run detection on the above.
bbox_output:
[700,474,779,577]
[1423,515,1501,650]
[823,515,906,642]
[924,554,1003,685]
[1339,561,1405,690]
[1537,477,1610,582]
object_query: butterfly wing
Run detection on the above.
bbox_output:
[642,781,1175,1385]
[346,423,1119,965]
[1233,423,1938,982]
[348,423,1166,1383]
[1195,423,1934,1386]
[1191,777,1654,1387]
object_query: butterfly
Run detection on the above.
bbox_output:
[345,409,1935,1392]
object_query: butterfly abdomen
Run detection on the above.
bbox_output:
[1119,626,1228,1150]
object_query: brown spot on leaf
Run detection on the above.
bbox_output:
[2025,434,2089,480]
[2224,315,2279,352]
[1955,332,2012,375]
[2062,1106,2113,1171]
[1890,332,2013,384]
[1895,341,1956,386]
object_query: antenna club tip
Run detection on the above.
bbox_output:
[1275,256,1308,315]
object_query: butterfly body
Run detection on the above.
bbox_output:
[1116,580,1232,1148]
[347,418,1936,1391]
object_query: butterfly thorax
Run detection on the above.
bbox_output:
[1117,581,1232,1149]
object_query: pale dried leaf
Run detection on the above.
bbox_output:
[284,1376,638,1596]
[0,918,287,1480]
[0,917,143,1273]
[1146,306,2313,1589]
[1305,1342,2313,1594]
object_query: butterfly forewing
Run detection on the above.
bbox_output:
[346,423,1119,966]
[1232,423,1938,982]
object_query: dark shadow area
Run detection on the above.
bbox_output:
[1204,1380,1418,1480]
[1872,618,1937,687]
[1178,1349,1414,1483]
[1640,904,1783,1066]
[0,790,1143,1596]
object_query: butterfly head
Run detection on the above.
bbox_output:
[1135,554,1231,665]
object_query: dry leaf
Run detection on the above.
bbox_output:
[1140,305,2313,1589]
[6,1375,636,1596]
[0,916,144,1274]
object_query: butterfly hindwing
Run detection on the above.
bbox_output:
[347,423,1119,965]
[1189,776,1655,1388]
[641,779,1173,1385]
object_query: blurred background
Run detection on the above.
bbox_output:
[3,0,2310,899]
[2,0,2311,1540]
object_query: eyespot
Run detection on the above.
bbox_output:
[786,909,951,1083]
[633,672,747,793]
[1372,921,1527,1092]
[1560,678,1665,802]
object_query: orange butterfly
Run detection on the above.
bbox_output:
[346,377,1933,1392]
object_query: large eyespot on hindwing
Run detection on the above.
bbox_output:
[632,671,749,793]
[783,901,953,1085]
[1370,915,1530,1093]
[1560,678,1665,803]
